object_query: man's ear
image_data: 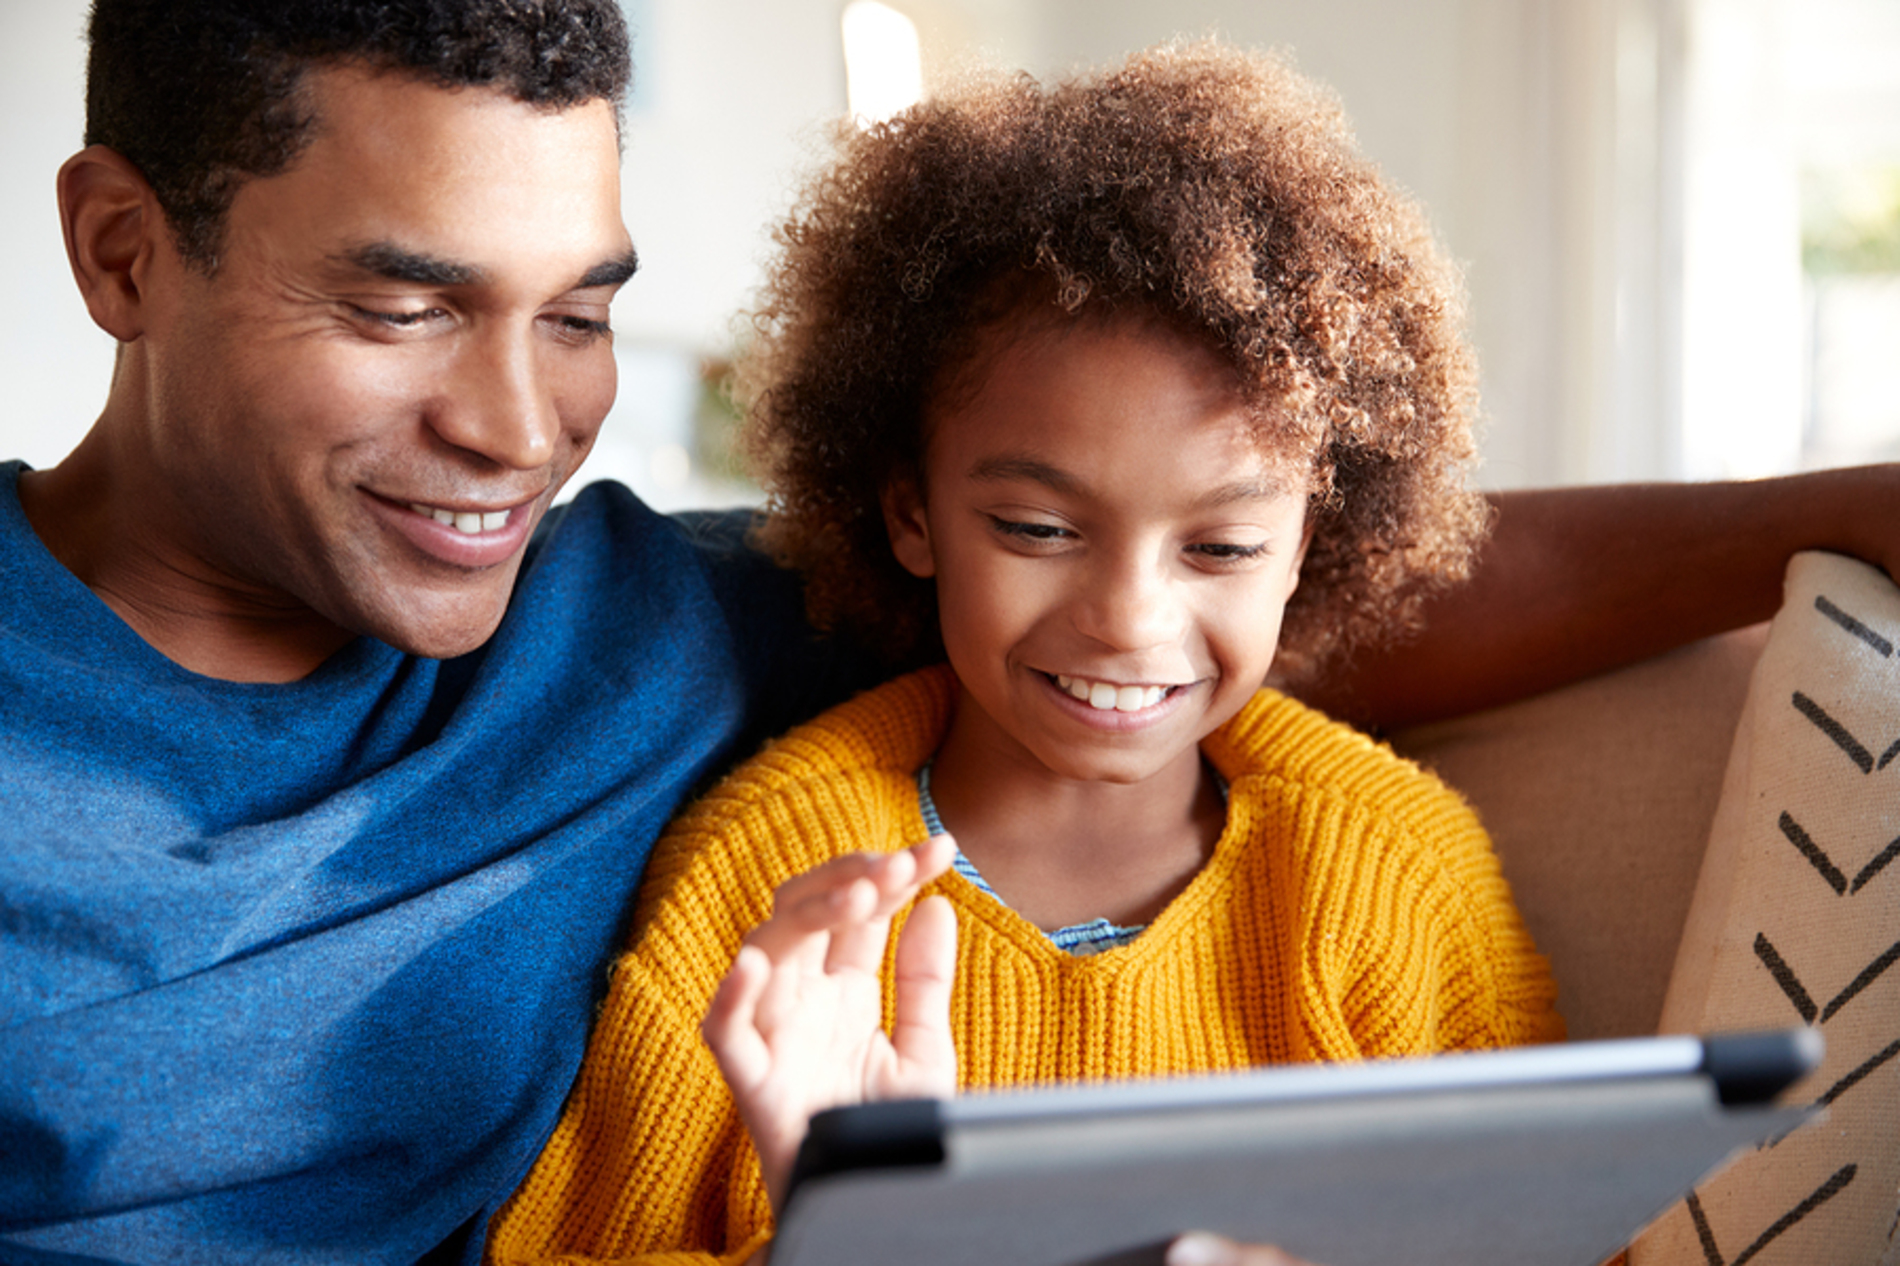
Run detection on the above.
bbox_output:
[57,145,165,343]
[880,476,937,579]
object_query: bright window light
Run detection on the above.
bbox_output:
[842,0,923,126]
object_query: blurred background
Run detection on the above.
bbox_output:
[2,0,1895,509]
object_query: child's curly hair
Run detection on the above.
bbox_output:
[737,39,1489,680]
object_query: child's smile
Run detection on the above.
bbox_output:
[884,311,1312,794]
[1051,673,1179,714]
[1034,670,1199,737]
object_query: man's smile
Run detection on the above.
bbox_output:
[406,501,516,535]
[364,489,544,570]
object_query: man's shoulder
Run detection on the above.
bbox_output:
[518,484,805,648]
[523,481,889,743]
[525,482,758,574]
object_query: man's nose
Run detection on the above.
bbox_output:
[429,327,561,470]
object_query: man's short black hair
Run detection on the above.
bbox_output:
[85,0,633,269]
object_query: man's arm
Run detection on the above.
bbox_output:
[1303,464,1900,731]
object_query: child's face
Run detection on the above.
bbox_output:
[884,315,1311,787]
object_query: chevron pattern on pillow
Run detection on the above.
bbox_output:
[1634,552,1900,1266]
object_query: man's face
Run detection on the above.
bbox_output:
[131,65,635,660]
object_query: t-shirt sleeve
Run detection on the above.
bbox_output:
[667,508,888,754]
[484,804,781,1264]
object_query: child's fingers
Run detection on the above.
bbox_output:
[888,894,958,1096]
[738,837,959,989]
[824,836,958,975]
[822,909,897,979]
[746,863,881,963]
[908,833,958,886]
[702,945,773,1097]
[820,848,913,975]
[1166,1234,1318,1266]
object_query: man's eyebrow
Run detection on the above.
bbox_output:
[331,244,639,291]
[579,248,640,290]
[337,242,484,287]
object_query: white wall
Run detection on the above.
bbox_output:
[1018,0,1685,488]
[615,0,844,350]
[0,1,116,473]
[0,0,1714,493]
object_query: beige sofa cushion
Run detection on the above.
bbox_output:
[1632,551,1900,1266]
[1392,624,1766,1042]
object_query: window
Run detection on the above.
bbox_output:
[842,0,923,126]
[1680,0,1900,475]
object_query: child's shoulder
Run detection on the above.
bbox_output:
[1207,690,1522,936]
[1206,687,1480,833]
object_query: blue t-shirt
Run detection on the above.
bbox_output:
[0,463,868,1264]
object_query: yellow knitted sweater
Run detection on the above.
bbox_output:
[486,666,1562,1264]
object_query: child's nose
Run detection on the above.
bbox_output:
[1073,554,1185,651]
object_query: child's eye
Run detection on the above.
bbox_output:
[1190,541,1271,562]
[985,515,1074,543]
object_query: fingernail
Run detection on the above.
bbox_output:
[1165,1234,1231,1266]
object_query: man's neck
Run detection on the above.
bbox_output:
[16,443,355,683]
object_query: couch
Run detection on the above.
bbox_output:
[1393,551,1900,1266]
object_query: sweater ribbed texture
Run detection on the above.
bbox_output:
[487,666,1563,1263]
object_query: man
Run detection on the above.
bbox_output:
[1,3,849,1262]
[3,2,1894,1263]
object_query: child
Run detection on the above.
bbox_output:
[487,40,1562,1264]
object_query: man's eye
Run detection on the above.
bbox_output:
[555,315,613,340]
[355,305,443,328]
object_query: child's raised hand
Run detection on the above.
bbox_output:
[1166,1232,1326,1266]
[702,834,959,1211]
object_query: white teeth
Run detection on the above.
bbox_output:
[1054,675,1169,713]
[409,503,509,535]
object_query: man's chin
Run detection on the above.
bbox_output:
[354,593,512,662]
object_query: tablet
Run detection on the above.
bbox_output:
[774,1029,1821,1266]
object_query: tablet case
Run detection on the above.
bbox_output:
[774,1030,1820,1266]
